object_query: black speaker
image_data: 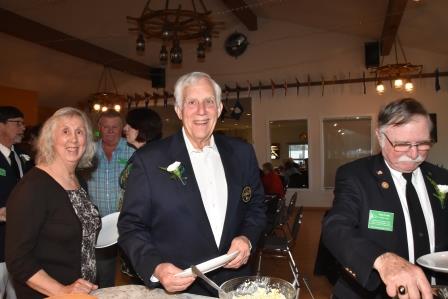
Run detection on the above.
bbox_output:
[365,42,380,68]
[150,67,165,89]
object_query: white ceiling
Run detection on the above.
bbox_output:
[0,0,447,109]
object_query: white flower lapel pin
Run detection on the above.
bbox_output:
[20,154,31,162]
[160,161,187,186]
[427,175,448,209]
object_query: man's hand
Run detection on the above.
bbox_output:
[154,263,196,292]
[224,235,251,269]
[373,252,432,299]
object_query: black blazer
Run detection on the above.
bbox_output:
[118,131,267,296]
[0,148,32,262]
[322,154,448,299]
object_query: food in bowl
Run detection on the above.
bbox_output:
[220,276,296,299]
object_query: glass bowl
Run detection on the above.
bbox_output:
[220,276,297,299]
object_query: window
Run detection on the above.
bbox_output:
[288,144,308,165]
[323,116,372,188]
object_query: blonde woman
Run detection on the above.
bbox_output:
[6,107,100,298]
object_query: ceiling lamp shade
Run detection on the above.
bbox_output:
[127,0,223,65]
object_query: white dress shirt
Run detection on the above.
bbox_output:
[183,129,228,247]
[386,162,435,264]
[0,143,23,177]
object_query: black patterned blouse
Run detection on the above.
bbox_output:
[66,187,101,282]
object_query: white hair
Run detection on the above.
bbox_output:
[173,72,222,110]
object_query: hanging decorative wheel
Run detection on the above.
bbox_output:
[225,32,249,58]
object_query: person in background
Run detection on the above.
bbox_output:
[118,72,266,296]
[0,106,31,299]
[15,124,42,165]
[5,107,100,299]
[283,158,300,186]
[322,98,448,299]
[118,107,162,282]
[87,109,134,288]
[261,162,285,198]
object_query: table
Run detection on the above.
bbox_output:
[91,285,215,299]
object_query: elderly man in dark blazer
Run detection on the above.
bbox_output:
[322,98,448,299]
[118,72,266,296]
[0,106,31,299]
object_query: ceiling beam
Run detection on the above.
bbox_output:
[0,8,154,81]
[221,0,258,31]
[380,0,408,56]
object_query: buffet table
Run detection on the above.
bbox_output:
[91,285,215,299]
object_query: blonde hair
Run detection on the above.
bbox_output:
[36,107,96,168]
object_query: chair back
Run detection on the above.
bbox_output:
[264,197,286,236]
[290,206,304,244]
[286,192,298,219]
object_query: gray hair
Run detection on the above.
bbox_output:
[36,107,96,168]
[378,98,432,133]
[173,72,222,110]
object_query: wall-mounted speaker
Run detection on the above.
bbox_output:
[150,67,165,89]
[365,41,380,68]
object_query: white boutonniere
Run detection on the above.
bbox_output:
[427,175,448,209]
[20,154,31,162]
[160,161,187,185]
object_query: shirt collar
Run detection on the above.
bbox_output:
[0,143,14,159]
[182,127,217,154]
[384,159,421,182]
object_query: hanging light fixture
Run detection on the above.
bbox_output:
[89,67,125,113]
[127,0,223,65]
[375,81,385,95]
[136,33,145,52]
[404,79,414,92]
[371,38,422,95]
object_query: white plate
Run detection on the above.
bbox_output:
[96,212,120,248]
[175,251,240,278]
[417,251,448,273]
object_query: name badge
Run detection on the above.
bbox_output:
[118,158,128,165]
[368,210,394,232]
[0,168,5,176]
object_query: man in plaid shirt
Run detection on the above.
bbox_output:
[87,109,134,288]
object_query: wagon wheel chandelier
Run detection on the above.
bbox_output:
[127,0,223,65]
[372,38,423,95]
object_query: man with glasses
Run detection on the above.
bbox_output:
[322,98,448,299]
[0,106,31,299]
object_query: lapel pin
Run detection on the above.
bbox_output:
[377,170,383,175]
[241,186,252,203]
[381,181,389,189]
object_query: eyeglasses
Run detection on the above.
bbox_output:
[382,133,433,152]
[7,120,25,127]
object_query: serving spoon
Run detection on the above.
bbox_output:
[191,265,231,299]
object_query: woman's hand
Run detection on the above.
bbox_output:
[60,278,98,294]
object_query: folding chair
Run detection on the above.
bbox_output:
[256,207,314,298]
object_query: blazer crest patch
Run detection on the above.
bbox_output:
[241,186,252,203]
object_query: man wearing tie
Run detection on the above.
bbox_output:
[322,98,448,299]
[0,106,30,299]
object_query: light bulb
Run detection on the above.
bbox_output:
[101,106,108,112]
[376,82,385,94]
[404,81,414,92]
[114,104,121,112]
[394,78,404,89]
[93,103,101,111]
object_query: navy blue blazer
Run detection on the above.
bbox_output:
[322,154,448,299]
[118,131,266,296]
[0,148,32,262]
